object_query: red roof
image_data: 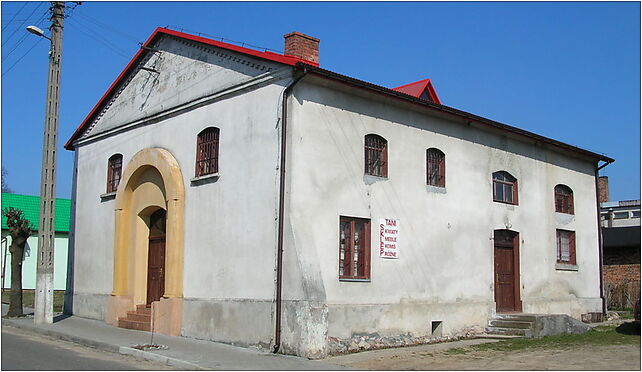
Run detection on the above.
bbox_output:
[64,27,317,150]
[392,79,441,104]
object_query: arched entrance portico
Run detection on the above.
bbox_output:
[105,148,185,336]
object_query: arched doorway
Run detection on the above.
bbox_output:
[105,148,185,336]
[493,229,522,312]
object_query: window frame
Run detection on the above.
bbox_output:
[339,216,371,281]
[106,154,123,194]
[195,127,220,177]
[492,171,518,205]
[554,184,574,214]
[556,229,576,265]
[426,148,445,187]
[364,134,388,178]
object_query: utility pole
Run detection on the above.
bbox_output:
[35,1,65,325]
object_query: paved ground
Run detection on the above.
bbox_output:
[2,326,176,370]
[323,336,641,370]
[1,305,348,370]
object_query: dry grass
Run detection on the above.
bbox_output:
[1,289,65,312]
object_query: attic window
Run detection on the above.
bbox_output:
[419,90,434,102]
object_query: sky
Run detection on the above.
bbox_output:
[1,1,640,201]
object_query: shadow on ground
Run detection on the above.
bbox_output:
[616,321,641,335]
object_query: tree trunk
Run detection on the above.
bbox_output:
[7,237,25,317]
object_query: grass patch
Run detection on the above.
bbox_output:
[1,289,65,312]
[470,325,640,352]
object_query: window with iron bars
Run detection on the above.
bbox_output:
[493,171,518,205]
[339,216,371,280]
[364,134,387,177]
[556,229,576,265]
[554,184,574,214]
[195,127,220,177]
[106,154,122,193]
[426,148,445,187]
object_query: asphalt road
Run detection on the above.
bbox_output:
[1,326,178,370]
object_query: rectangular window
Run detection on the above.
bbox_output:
[556,229,576,265]
[613,211,630,220]
[632,210,640,218]
[339,216,371,280]
[364,135,388,177]
[107,154,122,193]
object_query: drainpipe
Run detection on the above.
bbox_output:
[595,160,613,316]
[273,66,307,354]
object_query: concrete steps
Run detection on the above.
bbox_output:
[486,313,535,338]
[118,305,151,332]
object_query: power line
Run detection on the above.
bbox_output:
[2,38,44,77]
[73,8,139,43]
[164,25,283,54]
[3,9,49,60]
[3,2,44,44]
[1,2,27,32]
[67,17,131,59]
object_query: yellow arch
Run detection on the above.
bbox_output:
[105,147,184,336]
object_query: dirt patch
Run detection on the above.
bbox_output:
[322,328,641,370]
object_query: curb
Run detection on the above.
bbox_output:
[2,319,203,370]
[120,347,205,370]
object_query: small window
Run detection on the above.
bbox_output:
[632,211,641,219]
[339,216,371,280]
[613,212,630,220]
[554,184,574,214]
[106,154,123,193]
[426,148,445,187]
[195,127,220,177]
[364,134,388,177]
[492,171,518,205]
[556,229,576,265]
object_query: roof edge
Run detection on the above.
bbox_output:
[295,63,613,164]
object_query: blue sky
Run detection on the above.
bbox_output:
[1,1,640,201]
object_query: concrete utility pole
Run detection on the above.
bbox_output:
[35,1,65,325]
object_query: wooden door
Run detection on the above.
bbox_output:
[146,209,166,305]
[493,230,521,312]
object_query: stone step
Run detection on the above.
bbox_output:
[494,313,537,322]
[486,327,531,337]
[488,319,533,329]
[118,318,151,332]
[135,306,151,316]
[125,311,151,322]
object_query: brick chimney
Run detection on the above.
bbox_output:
[284,32,319,65]
[598,176,610,203]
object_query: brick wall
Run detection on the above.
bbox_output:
[597,176,609,203]
[603,264,640,284]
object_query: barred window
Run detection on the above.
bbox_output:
[364,134,388,177]
[554,185,574,214]
[556,229,576,264]
[195,127,219,177]
[493,171,518,205]
[106,154,122,193]
[426,148,445,187]
[339,216,371,280]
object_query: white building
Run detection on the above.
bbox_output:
[65,28,614,358]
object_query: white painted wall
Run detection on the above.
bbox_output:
[1,233,68,290]
[71,34,292,345]
[282,77,602,348]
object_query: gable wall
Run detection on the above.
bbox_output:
[72,78,289,346]
[282,79,601,351]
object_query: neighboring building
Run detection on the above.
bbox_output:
[597,177,640,309]
[1,193,71,291]
[64,27,614,358]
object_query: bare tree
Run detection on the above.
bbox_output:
[2,207,33,317]
[1,167,11,193]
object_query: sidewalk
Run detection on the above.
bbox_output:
[1,305,349,370]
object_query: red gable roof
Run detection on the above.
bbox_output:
[64,27,317,150]
[392,79,441,104]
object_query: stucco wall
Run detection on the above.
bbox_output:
[282,78,602,354]
[71,35,291,347]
